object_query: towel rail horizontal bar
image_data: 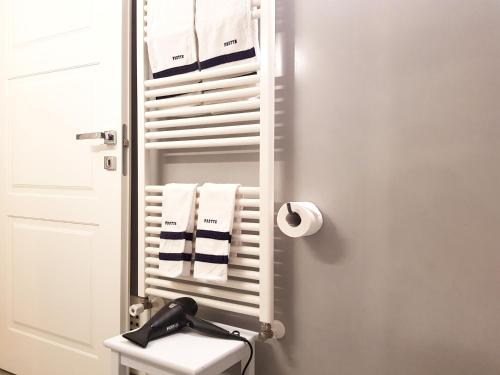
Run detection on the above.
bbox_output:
[228,245,260,257]
[145,237,160,244]
[233,222,260,232]
[144,206,261,221]
[144,239,260,266]
[146,245,260,258]
[144,63,259,89]
[143,13,261,23]
[145,278,260,305]
[145,185,260,196]
[144,216,260,228]
[145,87,260,110]
[144,196,260,208]
[145,99,260,119]
[145,268,259,293]
[143,0,260,5]
[145,124,260,141]
[145,279,259,304]
[145,211,261,221]
[145,112,261,130]
[145,75,260,99]
[145,232,261,245]
[146,233,260,246]
[144,216,260,232]
[144,195,260,204]
[143,9,260,27]
[144,247,260,268]
[145,136,260,150]
[228,256,262,268]
[146,243,260,257]
[145,258,260,280]
[144,0,260,5]
[145,288,260,317]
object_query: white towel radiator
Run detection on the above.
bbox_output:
[137,0,282,338]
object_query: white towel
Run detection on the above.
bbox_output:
[146,0,198,79]
[193,183,239,281]
[159,183,198,277]
[195,0,258,71]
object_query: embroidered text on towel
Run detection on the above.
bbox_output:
[224,39,238,47]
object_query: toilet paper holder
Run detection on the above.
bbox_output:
[277,201,323,238]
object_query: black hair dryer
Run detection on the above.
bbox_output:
[123,297,197,347]
[123,297,246,347]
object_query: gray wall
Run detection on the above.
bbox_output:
[142,0,500,374]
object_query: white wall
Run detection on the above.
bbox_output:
[247,0,500,373]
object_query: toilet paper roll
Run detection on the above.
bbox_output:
[277,202,323,238]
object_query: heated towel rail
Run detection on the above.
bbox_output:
[137,0,280,338]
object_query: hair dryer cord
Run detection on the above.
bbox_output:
[231,330,253,375]
[184,315,254,375]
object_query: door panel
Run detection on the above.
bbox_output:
[7,0,97,78]
[9,67,96,189]
[10,217,95,348]
[11,0,91,45]
[0,0,130,373]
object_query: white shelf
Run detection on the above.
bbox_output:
[104,323,258,375]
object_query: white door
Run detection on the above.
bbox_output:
[0,0,130,374]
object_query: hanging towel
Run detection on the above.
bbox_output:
[193,183,239,281]
[146,0,198,79]
[159,183,198,277]
[195,0,258,71]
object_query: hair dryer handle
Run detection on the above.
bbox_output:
[185,315,235,339]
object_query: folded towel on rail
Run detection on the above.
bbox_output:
[195,0,259,71]
[146,0,198,79]
[194,183,239,281]
[159,183,198,277]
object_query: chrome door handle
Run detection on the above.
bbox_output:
[75,130,117,145]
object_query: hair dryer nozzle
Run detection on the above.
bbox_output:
[122,325,151,348]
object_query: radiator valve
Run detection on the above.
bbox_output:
[129,298,153,317]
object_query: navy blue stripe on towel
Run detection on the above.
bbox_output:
[153,61,200,79]
[159,252,193,261]
[199,48,256,70]
[160,231,194,241]
[195,253,229,264]
[196,229,232,243]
